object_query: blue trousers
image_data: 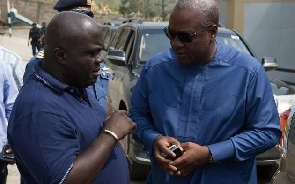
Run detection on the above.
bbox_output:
[31,41,42,56]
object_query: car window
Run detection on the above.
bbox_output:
[104,29,111,47]
[109,27,123,50]
[269,77,295,95]
[125,31,135,64]
[139,29,170,62]
[115,27,132,51]
[216,33,251,55]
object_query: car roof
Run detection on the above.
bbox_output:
[119,22,168,30]
[119,18,168,29]
[102,21,122,26]
[217,27,237,35]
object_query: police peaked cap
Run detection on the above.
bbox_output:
[53,0,92,12]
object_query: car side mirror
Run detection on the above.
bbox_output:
[261,57,278,71]
[107,50,126,66]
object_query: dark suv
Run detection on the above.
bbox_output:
[105,19,294,180]
[105,19,170,179]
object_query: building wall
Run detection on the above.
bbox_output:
[0,0,123,25]
[244,1,295,85]
[217,0,295,85]
[0,0,57,24]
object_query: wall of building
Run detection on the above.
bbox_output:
[0,0,123,25]
[0,0,57,25]
[244,1,295,85]
[215,0,295,85]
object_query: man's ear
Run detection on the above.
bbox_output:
[53,47,66,65]
[209,25,218,41]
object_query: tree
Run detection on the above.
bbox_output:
[154,0,176,21]
[118,0,144,17]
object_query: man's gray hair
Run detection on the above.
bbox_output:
[175,0,219,27]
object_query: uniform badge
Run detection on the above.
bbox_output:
[36,50,44,59]
[100,66,112,79]
[86,0,92,5]
[101,66,109,71]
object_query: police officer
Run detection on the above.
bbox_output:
[23,0,113,115]
[28,22,42,56]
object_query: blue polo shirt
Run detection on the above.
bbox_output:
[8,60,129,184]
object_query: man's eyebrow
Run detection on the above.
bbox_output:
[85,46,103,54]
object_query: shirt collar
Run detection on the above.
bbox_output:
[33,59,77,94]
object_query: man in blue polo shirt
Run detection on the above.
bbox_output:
[23,0,113,115]
[8,12,136,183]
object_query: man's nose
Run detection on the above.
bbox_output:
[171,36,184,48]
[95,53,104,63]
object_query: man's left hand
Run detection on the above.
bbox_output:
[5,148,15,165]
[170,142,211,176]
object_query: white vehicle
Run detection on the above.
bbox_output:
[271,105,295,184]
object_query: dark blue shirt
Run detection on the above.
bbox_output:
[129,42,281,184]
[8,60,129,184]
[23,50,112,112]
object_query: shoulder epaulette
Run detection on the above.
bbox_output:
[36,50,44,59]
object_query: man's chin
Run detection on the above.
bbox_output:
[88,80,97,87]
[176,55,192,66]
[177,59,193,66]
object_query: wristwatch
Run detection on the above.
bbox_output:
[207,147,214,164]
[209,153,214,163]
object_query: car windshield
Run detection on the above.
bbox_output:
[139,29,170,62]
[269,77,295,95]
[216,33,251,55]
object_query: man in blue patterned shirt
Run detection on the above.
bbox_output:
[0,59,18,183]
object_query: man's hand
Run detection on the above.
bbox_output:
[5,148,15,165]
[103,110,136,140]
[170,142,211,176]
[152,135,183,175]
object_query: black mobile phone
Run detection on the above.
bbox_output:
[163,145,183,161]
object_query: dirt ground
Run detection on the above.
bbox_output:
[1,26,32,184]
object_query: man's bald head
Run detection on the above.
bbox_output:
[45,11,101,51]
[42,11,104,88]
[173,0,219,27]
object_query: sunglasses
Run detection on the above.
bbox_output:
[71,8,94,18]
[164,25,214,43]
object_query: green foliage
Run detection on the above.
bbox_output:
[27,0,176,20]
[118,5,132,15]
[94,0,121,11]
[27,0,58,2]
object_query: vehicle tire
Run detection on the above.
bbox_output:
[128,160,151,180]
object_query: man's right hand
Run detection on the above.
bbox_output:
[103,110,136,140]
[153,135,183,175]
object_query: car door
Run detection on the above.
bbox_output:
[106,26,132,110]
